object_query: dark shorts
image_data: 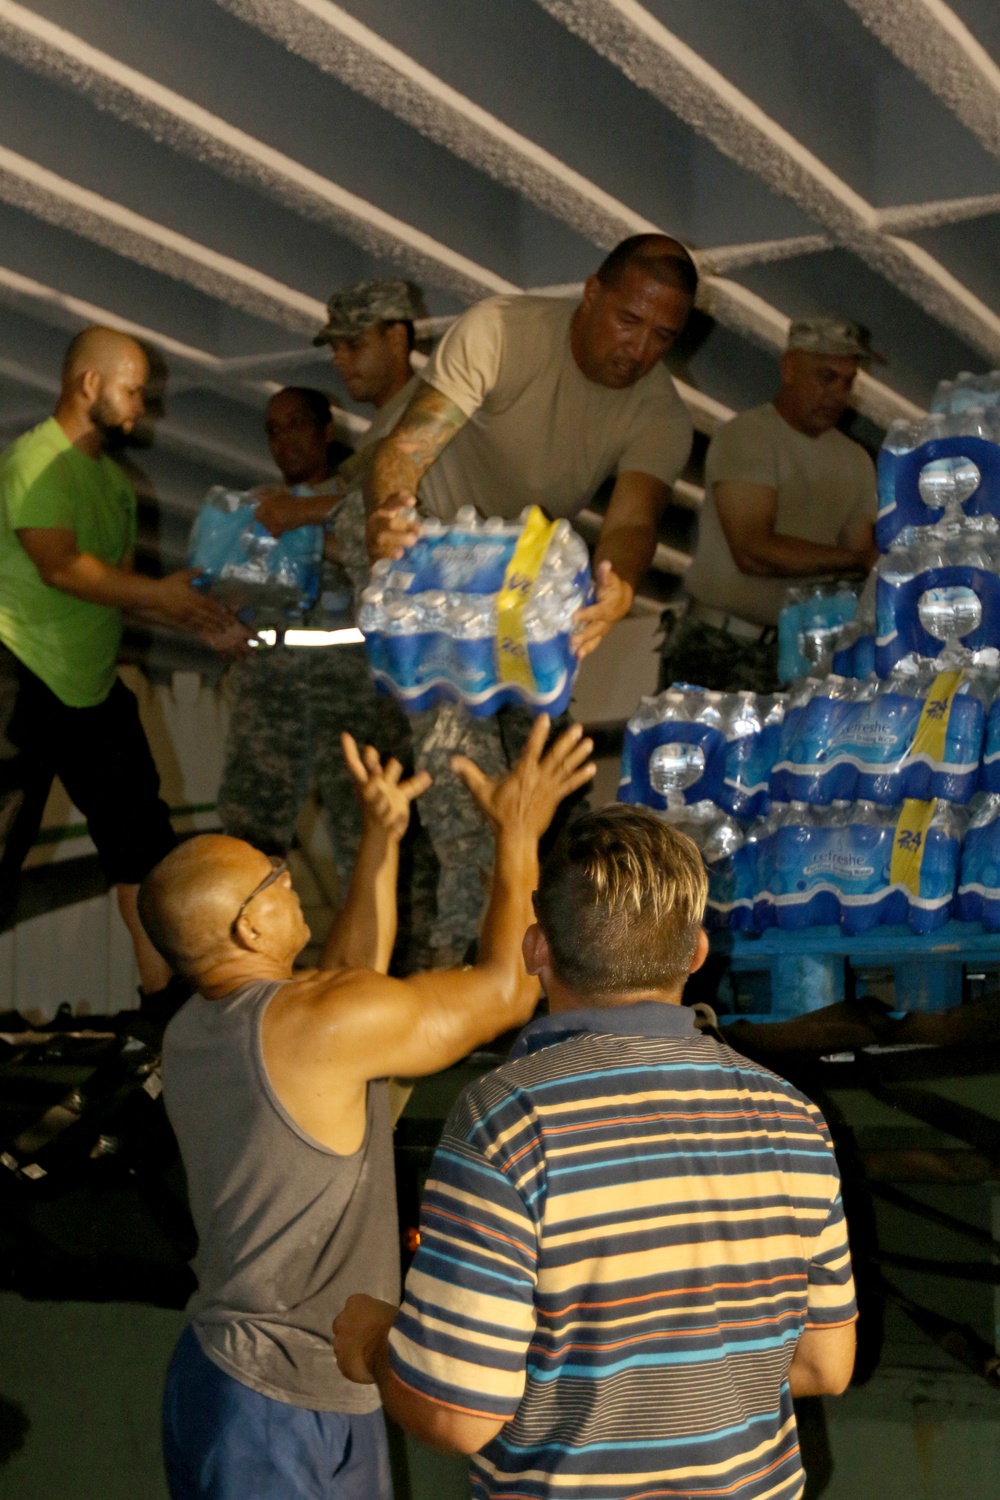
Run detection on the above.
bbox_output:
[163,1325,393,1500]
[0,643,176,895]
[658,614,781,695]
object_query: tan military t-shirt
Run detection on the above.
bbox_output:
[685,403,877,626]
[415,295,692,521]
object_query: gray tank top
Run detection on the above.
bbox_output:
[162,979,399,1412]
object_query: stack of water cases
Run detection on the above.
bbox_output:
[359,505,591,716]
[618,688,785,932]
[624,368,1000,936]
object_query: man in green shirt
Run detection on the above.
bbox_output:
[0,325,233,999]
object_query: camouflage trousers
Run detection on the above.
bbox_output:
[218,644,438,971]
[658,614,780,695]
[408,699,583,961]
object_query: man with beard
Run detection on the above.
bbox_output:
[0,325,235,1000]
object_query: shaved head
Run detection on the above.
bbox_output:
[57,325,149,445]
[139,835,307,982]
[61,326,148,389]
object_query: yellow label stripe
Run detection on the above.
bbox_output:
[908,669,962,763]
[495,506,558,692]
[889,799,936,896]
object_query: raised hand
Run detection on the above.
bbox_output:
[571,559,634,660]
[365,492,422,562]
[342,733,431,840]
[452,715,596,842]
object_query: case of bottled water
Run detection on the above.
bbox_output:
[956,792,1000,927]
[189,485,323,624]
[875,516,1000,674]
[770,662,992,806]
[654,801,755,931]
[777,581,858,682]
[359,505,591,716]
[751,798,964,936]
[618,686,785,821]
[830,573,876,679]
[877,404,1000,551]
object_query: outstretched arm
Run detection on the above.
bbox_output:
[320,736,430,974]
[573,470,669,660]
[365,382,468,561]
[272,719,596,1082]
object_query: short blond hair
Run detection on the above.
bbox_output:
[535,806,707,995]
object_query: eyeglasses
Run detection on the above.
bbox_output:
[232,856,288,933]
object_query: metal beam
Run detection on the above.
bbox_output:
[211,0,923,427]
[0,0,516,305]
[0,142,326,334]
[844,0,1000,161]
[536,0,1000,365]
[876,193,1000,234]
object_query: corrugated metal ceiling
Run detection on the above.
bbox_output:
[0,0,997,642]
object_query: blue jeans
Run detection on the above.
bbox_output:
[163,1324,393,1500]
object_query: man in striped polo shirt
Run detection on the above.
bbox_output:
[334,806,857,1499]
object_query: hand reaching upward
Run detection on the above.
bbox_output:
[341,734,431,841]
[452,715,596,843]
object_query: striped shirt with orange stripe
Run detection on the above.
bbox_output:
[388,1001,855,1499]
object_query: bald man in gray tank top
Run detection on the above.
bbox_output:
[138,717,595,1500]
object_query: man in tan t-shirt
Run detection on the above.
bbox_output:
[363,234,697,962]
[662,318,880,693]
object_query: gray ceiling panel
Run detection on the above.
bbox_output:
[0,0,994,605]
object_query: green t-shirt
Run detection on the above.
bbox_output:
[0,417,137,706]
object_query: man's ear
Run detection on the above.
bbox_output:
[232,914,264,953]
[689,927,710,976]
[79,368,101,404]
[580,274,601,311]
[522,922,550,977]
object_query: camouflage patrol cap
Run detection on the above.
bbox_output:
[312,279,429,346]
[786,317,886,364]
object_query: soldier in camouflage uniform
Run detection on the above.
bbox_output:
[217,386,411,880]
[220,284,440,969]
[405,700,582,961]
[658,611,780,694]
[659,316,879,694]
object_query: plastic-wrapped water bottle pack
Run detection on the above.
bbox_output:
[654,800,755,932]
[956,793,1000,929]
[359,505,591,716]
[618,686,786,821]
[750,797,966,936]
[777,580,859,682]
[874,515,1000,674]
[771,660,995,807]
[189,485,323,624]
[877,404,1000,551]
[830,578,877,680]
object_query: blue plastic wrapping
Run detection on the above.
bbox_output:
[751,802,963,936]
[189,485,323,623]
[618,687,786,821]
[877,435,1000,551]
[360,507,591,718]
[876,561,1000,675]
[777,584,857,683]
[956,795,1000,927]
[770,669,989,806]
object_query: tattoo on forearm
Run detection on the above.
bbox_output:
[368,384,467,505]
